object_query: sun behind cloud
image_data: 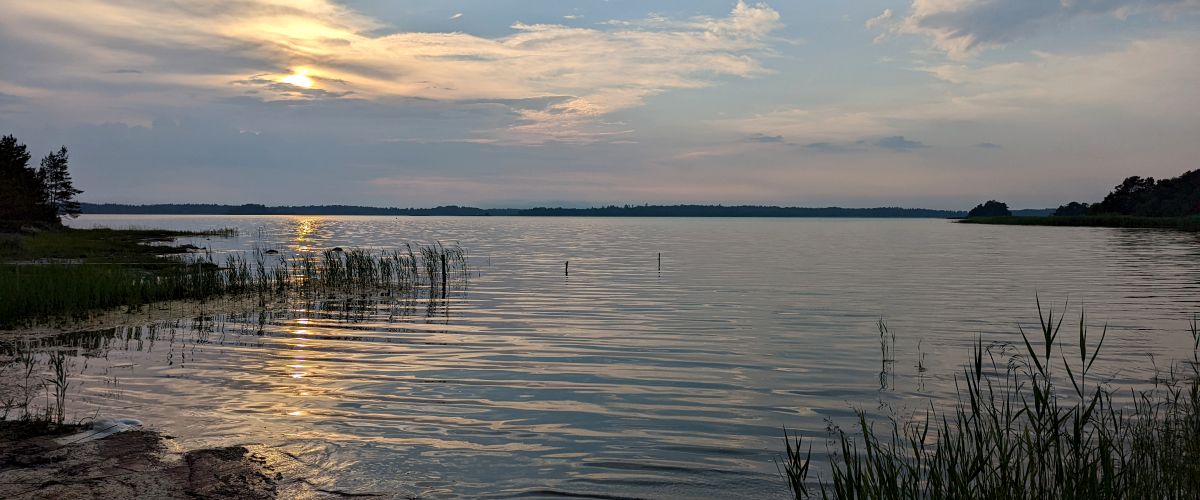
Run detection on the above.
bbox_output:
[281,69,314,88]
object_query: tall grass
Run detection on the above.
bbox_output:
[783,302,1200,499]
[0,243,468,327]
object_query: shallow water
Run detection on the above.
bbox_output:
[17,216,1200,498]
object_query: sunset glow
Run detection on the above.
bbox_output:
[0,1,1196,207]
[281,70,314,89]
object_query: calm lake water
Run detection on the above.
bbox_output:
[29,216,1200,497]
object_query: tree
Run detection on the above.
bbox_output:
[1090,176,1157,215]
[1088,170,1200,217]
[967,200,1011,218]
[37,146,83,219]
[0,134,56,230]
[1053,202,1090,217]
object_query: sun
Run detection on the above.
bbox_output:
[281,69,314,88]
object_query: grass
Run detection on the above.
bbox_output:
[783,301,1200,499]
[0,228,241,327]
[0,227,236,265]
[1,264,219,326]
[957,215,1200,231]
[0,228,468,327]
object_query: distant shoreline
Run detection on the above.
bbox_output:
[958,215,1200,231]
[80,203,1056,219]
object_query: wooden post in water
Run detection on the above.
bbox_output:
[565,261,569,276]
[657,253,661,271]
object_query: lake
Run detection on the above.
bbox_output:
[30,215,1200,498]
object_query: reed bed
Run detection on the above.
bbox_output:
[783,301,1200,499]
[0,243,468,327]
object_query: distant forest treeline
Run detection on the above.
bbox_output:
[79,203,1011,218]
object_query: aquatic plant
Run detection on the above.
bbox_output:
[784,301,1200,499]
[0,242,469,327]
[0,341,71,427]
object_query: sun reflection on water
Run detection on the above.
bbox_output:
[291,218,320,252]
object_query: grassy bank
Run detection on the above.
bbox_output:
[0,228,468,328]
[957,215,1200,231]
[0,228,238,328]
[783,303,1200,499]
[0,227,235,264]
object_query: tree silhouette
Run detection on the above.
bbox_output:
[1053,202,1090,217]
[0,135,56,230]
[967,200,1011,218]
[37,146,83,219]
[1090,170,1200,216]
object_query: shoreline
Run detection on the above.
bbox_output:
[956,215,1200,231]
[0,420,380,499]
[0,423,278,499]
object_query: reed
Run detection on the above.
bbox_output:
[784,301,1200,499]
[0,340,71,428]
[0,243,468,327]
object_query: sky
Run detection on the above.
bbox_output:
[0,1,1197,209]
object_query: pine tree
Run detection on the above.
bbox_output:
[37,146,83,220]
[0,134,56,230]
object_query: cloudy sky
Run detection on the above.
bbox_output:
[1,1,1197,209]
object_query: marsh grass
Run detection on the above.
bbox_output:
[784,302,1200,499]
[1,241,469,327]
[0,227,237,264]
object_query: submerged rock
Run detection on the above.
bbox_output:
[0,423,277,499]
[54,417,143,445]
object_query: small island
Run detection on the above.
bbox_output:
[960,169,1200,230]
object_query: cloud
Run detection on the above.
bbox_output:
[450,13,463,20]
[801,137,922,153]
[865,8,892,29]
[872,0,1200,57]
[0,92,22,113]
[723,34,1200,143]
[0,0,783,144]
[745,133,785,143]
[976,142,1002,149]
[805,141,864,153]
[875,135,927,151]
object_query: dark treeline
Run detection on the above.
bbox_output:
[80,203,511,216]
[0,135,82,231]
[80,203,970,218]
[515,205,966,217]
[1055,169,1200,217]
